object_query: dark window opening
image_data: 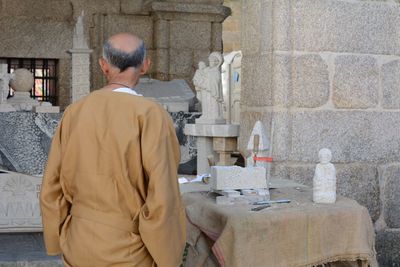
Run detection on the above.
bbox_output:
[2,58,58,106]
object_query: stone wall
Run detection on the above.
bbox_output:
[240,0,400,265]
[0,0,229,109]
[222,0,241,52]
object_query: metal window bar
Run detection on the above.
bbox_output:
[3,58,58,105]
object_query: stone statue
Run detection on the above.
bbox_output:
[193,52,225,124]
[313,148,337,204]
[73,11,89,49]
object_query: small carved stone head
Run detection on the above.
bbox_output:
[318,148,332,164]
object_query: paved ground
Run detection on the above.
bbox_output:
[0,233,62,266]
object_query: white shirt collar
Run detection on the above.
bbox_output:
[112,87,142,96]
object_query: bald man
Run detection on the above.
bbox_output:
[40,33,186,267]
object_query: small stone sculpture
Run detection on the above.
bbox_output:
[0,64,16,112]
[313,148,337,204]
[193,52,225,124]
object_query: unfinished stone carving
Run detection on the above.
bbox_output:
[313,148,337,204]
[246,121,271,186]
[0,170,43,232]
[193,52,226,124]
[210,165,267,191]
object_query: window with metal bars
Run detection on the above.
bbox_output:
[2,58,58,105]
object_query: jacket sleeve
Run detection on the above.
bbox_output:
[139,105,186,267]
[40,114,70,255]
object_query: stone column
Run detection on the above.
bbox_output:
[68,49,92,102]
[68,11,92,103]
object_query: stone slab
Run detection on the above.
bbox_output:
[0,112,61,175]
[185,123,239,137]
[376,229,400,267]
[135,78,195,112]
[272,110,400,163]
[292,54,329,108]
[382,59,400,109]
[333,55,379,109]
[169,20,212,50]
[210,166,267,190]
[33,106,60,114]
[0,233,62,265]
[276,0,400,55]
[0,170,42,232]
[380,164,400,228]
[0,17,73,59]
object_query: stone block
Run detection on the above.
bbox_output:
[380,164,400,228]
[382,59,400,109]
[154,20,170,49]
[272,54,291,107]
[275,0,400,54]
[103,15,153,49]
[155,49,169,74]
[71,0,121,17]
[241,0,261,55]
[121,0,147,14]
[376,229,400,267]
[0,17,73,59]
[0,233,63,265]
[292,54,330,108]
[169,49,193,76]
[241,53,273,107]
[2,0,72,20]
[170,21,212,49]
[288,110,400,163]
[272,0,291,51]
[185,124,239,137]
[0,171,43,232]
[333,55,379,109]
[213,137,237,151]
[210,166,267,190]
[335,164,380,222]
[0,113,62,175]
[211,22,223,51]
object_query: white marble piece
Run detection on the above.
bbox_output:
[313,148,337,204]
[0,170,43,232]
[210,165,267,191]
[221,51,242,124]
[193,52,226,124]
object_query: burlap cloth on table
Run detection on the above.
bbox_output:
[183,187,377,267]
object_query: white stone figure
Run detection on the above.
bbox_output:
[193,52,225,124]
[313,148,337,204]
[246,121,271,190]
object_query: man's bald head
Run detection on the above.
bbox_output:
[103,33,146,72]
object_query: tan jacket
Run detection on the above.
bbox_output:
[40,90,186,267]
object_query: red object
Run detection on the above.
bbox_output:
[253,156,273,162]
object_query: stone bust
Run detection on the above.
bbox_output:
[313,148,337,204]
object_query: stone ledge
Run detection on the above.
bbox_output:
[184,123,239,137]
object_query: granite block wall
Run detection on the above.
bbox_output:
[240,0,400,265]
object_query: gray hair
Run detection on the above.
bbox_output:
[103,40,146,72]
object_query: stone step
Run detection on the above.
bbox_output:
[0,233,62,267]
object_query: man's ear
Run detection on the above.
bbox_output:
[99,58,109,75]
[139,58,151,75]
